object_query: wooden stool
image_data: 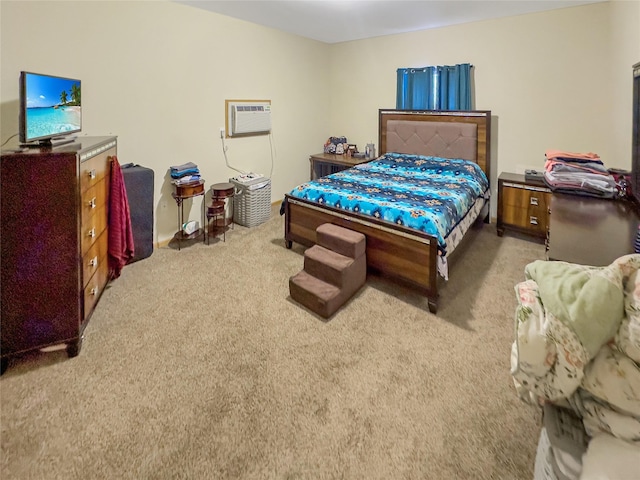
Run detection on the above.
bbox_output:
[210,182,235,230]
[206,201,226,243]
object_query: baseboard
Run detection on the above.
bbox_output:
[154,200,282,249]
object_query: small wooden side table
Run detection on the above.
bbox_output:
[209,182,235,238]
[309,153,371,180]
[171,180,206,250]
[497,172,551,241]
[206,202,226,243]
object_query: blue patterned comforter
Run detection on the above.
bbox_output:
[287,152,489,255]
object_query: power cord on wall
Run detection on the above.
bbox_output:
[220,129,276,180]
[1,133,18,147]
[267,131,275,179]
[220,129,246,175]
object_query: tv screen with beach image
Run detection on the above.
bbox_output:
[24,73,81,141]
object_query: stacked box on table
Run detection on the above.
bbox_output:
[229,177,271,227]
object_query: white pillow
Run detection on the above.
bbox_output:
[580,433,640,480]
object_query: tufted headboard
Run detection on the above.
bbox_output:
[378,109,491,180]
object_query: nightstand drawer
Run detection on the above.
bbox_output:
[501,204,549,233]
[497,173,551,240]
[501,183,549,209]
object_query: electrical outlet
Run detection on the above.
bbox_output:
[220,128,225,138]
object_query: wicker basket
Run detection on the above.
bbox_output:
[229,177,271,228]
[534,427,559,480]
[534,404,589,480]
[543,404,589,456]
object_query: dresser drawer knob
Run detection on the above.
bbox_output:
[90,286,99,296]
[88,228,96,238]
[89,256,98,267]
[88,169,96,179]
[88,197,96,209]
[530,216,538,225]
[530,197,539,206]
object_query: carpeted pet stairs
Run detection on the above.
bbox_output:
[289,223,366,318]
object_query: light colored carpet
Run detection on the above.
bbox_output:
[1,209,545,479]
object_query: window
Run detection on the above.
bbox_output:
[396,63,472,111]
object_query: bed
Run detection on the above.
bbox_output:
[283,109,492,313]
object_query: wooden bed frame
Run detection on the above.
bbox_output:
[284,109,491,313]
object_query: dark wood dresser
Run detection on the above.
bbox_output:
[547,193,640,266]
[1,136,116,373]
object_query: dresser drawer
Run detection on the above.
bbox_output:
[501,183,549,210]
[501,204,549,234]
[81,202,108,256]
[80,178,108,229]
[79,148,113,193]
[83,254,108,321]
[82,232,108,288]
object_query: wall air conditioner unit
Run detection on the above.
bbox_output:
[228,101,272,136]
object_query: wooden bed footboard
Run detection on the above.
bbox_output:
[284,195,440,312]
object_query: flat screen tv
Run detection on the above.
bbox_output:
[19,71,82,146]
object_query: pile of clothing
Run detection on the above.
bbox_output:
[511,254,640,479]
[170,161,201,186]
[543,149,617,198]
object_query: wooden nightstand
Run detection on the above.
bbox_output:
[309,153,370,180]
[497,172,551,240]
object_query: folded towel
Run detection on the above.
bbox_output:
[172,175,201,185]
[545,150,601,163]
[170,168,200,179]
[170,161,198,171]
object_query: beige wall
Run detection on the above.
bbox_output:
[329,1,640,206]
[2,1,639,242]
[0,0,330,243]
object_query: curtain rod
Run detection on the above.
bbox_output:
[398,64,474,72]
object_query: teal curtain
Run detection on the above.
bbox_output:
[396,63,472,110]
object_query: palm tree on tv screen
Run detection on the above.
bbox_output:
[71,83,81,105]
[60,90,68,105]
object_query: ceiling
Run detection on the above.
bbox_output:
[175,0,605,44]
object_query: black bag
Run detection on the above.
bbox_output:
[121,163,154,262]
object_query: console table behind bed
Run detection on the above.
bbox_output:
[284,109,491,313]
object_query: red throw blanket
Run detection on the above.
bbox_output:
[108,156,134,279]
